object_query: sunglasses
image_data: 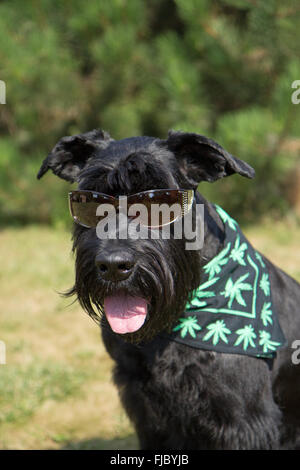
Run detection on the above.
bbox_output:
[68,189,194,229]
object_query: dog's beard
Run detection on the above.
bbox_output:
[66,234,201,343]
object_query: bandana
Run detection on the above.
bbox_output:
[168,205,287,358]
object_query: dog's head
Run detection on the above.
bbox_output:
[38,129,254,343]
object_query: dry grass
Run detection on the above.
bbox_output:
[0,226,137,450]
[0,220,299,449]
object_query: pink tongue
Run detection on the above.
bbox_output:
[104,294,148,334]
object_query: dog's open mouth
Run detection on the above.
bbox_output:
[104,294,148,334]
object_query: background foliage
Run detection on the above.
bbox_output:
[0,0,300,226]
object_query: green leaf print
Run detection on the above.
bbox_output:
[229,235,248,266]
[259,331,281,353]
[260,273,270,296]
[215,205,238,231]
[234,325,256,350]
[173,316,202,338]
[203,320,231,345]
[187,277,219,308]
[255,252,266,268]
[221,273,252,308]
[260,302,273,326]
[203,243,231,280]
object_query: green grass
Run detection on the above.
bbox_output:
[0,221,299,449]
[0,363,88,424]
[0,226,137,450]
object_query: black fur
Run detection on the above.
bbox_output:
[38,129,300,449]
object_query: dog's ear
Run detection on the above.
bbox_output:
[163,130,255,186]
[37,129,113,182]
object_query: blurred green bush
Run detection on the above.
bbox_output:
[0,0,299,227]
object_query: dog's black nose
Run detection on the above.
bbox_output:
[95,251,135,281]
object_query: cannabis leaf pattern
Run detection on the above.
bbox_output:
[221,273,252,308]
[173,316,202,338]
[255,252,266,268]
[203,320,231,345]
[234,325,256,350]
[260,273,270,296]
[260,302,273,326]
[173,204,284,358]
[259,331,281,353]
[186,277,219,308]
[215,205,238,231]
[229,235,247,266]
[203,242,231,280]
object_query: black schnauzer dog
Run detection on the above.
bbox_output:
[38,129,300,450]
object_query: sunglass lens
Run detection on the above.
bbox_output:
[69,192,114,228]
[127,190,192,228]
[69,190,193,229]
